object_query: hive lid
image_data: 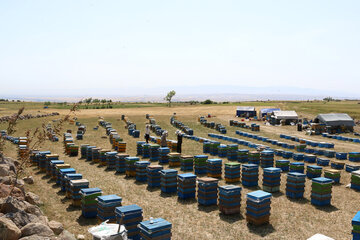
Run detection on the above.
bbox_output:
[115,204,142,214]
[352,211,360,225]
[178,173,196,179]
[312,177,333,184]
[80,188,101,195]
[247,190,272,201]
[139,218,171,232]
[197,177,219,183]
[219,185,241,191]
[97,195,122,203]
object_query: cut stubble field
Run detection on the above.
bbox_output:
[1,104,360,240]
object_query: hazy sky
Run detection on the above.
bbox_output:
[0,1,359,97]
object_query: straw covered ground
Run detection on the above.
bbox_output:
[1,102,360,240]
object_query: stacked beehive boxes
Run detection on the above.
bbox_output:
[147,165,163,188]
[139,218,172,240]
[218,185,241,215]
[168,152,181,167]
[224,162,241,183]
[290,162,304,174]
[317,158,330,166]
[324,169,341,184]
[80,144,89,159]
[97,195,122,223]
[262,167,281,193]
[218,144,227,157]
[142,143,151,158]
[351,170,360,191]
[242,164,259,187]
[206,159,222,178]
[69,179,89,206]
[246,190,272,225]
[160,169,178,193]
[260,150,274,168]
[227,144,238,161]
[237,149,249,163]
[311,177,333,206]
[194,155,208,175]
[177,173,196,199]
[116,205,143,240]
[180,155,193,171]
[125,157,139,177]
[275,160,289,172]
[150,144,160,162]
[136,141,146,156]
[352,211,360,240]
[306,165,322,179]
[80,188,102,218]
[331,160,345,170]
[248,151,260,164]
[197,177,219,206]
[135,161,150,182]
[286,172,306,199]
[115,154,129,173]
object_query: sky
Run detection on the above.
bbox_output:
[0,0,359,99]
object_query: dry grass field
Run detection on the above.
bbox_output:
[1,102,360,239]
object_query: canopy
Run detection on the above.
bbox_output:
[260,108,280,114]
[315,113,355,127]
[272,111,298,120]
[237,106,255,111]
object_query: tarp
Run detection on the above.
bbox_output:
[237,106,255,111]
[272,111,298,120]
[315,113,355,127]
[260,108,280,114]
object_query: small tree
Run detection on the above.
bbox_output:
[164,90,176,107]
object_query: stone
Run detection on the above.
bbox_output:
[0,197,28,214]
[25,192,43,206]
[0,176,12,185]
[5,211,47,228]
[0,217,22,240]
[0,184,25,200]
[19,235,56,240]
[48,221,63,235]
[58,230,77,240]
[22,177,34,185]
[76,235,85,240]
[0,164,11,177]
[21,223,54,237]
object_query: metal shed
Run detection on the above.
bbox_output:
[271,111,298,125]
[315,113,355,133]
[260,108,281,117]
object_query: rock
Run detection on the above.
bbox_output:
[21,223,54,237]
[25,192,43,206]
[22,177,34,185]
[1,157,17,174]
[48,221,63,235]
[0,164,11,177]
[58,230,76,240]
[5,211,47,228]
[76,235,85,240]
[0,176,12,185]
[0,197,28,214]
[16,179,25,193]
[0,217,22,240]
[19,235,58,240]
[0,184,25,200]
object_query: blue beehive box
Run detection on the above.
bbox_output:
[262,167,281,193]
[352,211,360,240]
[260,150,274,168]
[58,168,76,186]
[306,165,322,179]
[135,161,150,182]
[86,146,96,161]
[286,172,305,199]
[246,190,272,225]
[177,173,196,199]
[317,158,330,166]
[160,169,178,193]
[197,177,219,206]
[206,159,222,178]
[64,173,82,193]
[219,185,241,215]
[275,159,289,172]
[311,177,333,206]
[80,188,102,218]
[242,164,259,187]
[336,152,347,160]
[105,151,118,170]
[139,218,172,240]
[304,154,316,163]
[147,165,163,188]
[136,141,146,156]
[116,204,143,240]
[97,195,122,222]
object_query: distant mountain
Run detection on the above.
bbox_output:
[1,85,357,102]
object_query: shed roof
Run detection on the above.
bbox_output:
[316,113,355,127]
[272,111,298,120]
[260,108,281,114]
[237,106,255,111]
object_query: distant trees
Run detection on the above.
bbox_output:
[323,97,334,102]
[202,99,217,104]
[164,90,176,107]
[44,101,51,106]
